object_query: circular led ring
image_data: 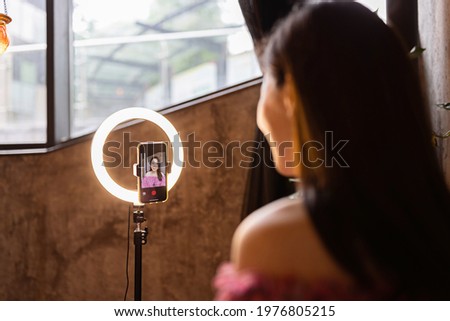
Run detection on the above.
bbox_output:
[91,107,184,204]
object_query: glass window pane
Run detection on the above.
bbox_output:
[356,0,387,21]
[71,0,261,137]
[0,0,47,144]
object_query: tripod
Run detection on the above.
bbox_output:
[133,206,148,301]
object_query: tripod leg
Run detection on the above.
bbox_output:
[134,230,142,301]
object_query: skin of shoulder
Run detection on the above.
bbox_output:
[231,196,353,286]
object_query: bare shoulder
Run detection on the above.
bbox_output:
[231,195,353,285]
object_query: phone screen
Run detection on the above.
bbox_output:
[138,142,168,203]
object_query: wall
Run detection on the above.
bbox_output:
[419,0,450,185]
[0,83,261,300]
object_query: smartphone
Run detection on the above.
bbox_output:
[137,142,168,204]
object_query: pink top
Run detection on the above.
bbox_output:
[142,174,165,188]
[213,263,389,300]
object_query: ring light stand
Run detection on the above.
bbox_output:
[132,205,147,301]
[91,107,184,301]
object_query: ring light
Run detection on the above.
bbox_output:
[91,107,184,204]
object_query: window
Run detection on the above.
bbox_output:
[71,0,260,137]
[0,0,46,144]
[0,0,418,152]
[0,0,260,150]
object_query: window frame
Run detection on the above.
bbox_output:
[0,0,71,153]
[0,0,418,154]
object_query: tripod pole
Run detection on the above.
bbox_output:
[134,229,142,300]
[133,207,148,301]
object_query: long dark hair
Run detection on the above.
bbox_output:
[149,156,163,181]
[265,3,450,299]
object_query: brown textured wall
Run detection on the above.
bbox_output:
[0,83,260,300]
[419,0,450,185]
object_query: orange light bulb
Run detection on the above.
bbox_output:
[0,13,12,55]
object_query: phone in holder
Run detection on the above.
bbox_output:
[136,142,168,204]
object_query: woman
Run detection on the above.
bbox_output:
[214,2,450,300]
[142,156,165,187]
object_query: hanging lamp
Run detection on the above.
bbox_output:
[0,0,12,55]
